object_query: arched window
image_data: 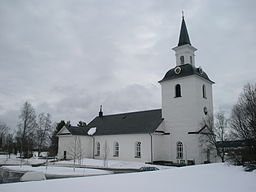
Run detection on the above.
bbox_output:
[180,56,184,64]
[175,84,181,97]
[202,85,206,98]
[96,142,100,156]
[203,107,208,115]
[113,142,119,157]
[135,141,141,158]
[177,141,183,159]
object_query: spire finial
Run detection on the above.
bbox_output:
[178,12,191,46]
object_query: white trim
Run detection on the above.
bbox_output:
[57,126,71,136]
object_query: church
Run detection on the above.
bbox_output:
[57,16,216,165]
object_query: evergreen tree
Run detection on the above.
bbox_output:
[77,121,86,127]
[49,120,65,156]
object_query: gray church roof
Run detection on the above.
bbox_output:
[63,109,163,136]
[65,126,88,136]
[86,109,163,135]
[159,64,214,83]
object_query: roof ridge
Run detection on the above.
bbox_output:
[96,108,161,118]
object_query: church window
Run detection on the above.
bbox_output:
[63,151,67,160]
[177,141,183,159]
[203,107,208,115]
[202,85,207,98]
[113,142,119,157]
[180,56,184,64]
[190,56,193,64]
[96,142,100,156]
[135,141,141,158]
[175,84,181,97]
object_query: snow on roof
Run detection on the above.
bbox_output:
[87,127,97,135]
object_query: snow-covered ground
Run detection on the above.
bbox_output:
[0,155,169,169]
[0,163,255,192]
[0,154,49,165]
[54,158,170,169]
[0,154,170,181]
[2,166,112,176]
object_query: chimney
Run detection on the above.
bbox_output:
[99,105,103,117]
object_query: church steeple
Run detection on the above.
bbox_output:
[178,13,191,46]
[173,13,197,67]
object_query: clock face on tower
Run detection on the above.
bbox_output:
[198,67,203,74]
[174,66,182,74]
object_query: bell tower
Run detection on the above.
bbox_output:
[159,14,214,164]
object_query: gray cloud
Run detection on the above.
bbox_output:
[0,0,256,129]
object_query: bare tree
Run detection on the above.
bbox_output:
[0,121,9,149]
[0,122,15,159]
[6,133,14,158]
[200,112,229,162]
[17,101,37,158]
[103,140,109,167]
[36,113,52,156]
[68,136,84,171]
[230,83,256,163]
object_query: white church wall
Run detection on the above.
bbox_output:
[193,76,214,119]
[168,131,209,164]
[161,74,213,164]
[152,134,170,161]
[58,135,92,160]
[93,134,151,162]
[173,44,197,67]
[152,122,171,161]
[161,76,201,131]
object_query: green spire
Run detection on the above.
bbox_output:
[178,14,191,46]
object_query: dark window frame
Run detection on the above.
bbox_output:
[113,142,119,157]
[177,141,183,159]
[180,56,185,65]
[135,141,141,158]
[175,84,182,98]
[202,84,207,99]
[95,142,100,156]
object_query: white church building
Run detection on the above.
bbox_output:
[57,16,216,165]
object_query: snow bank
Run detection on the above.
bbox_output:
[0,155,48,166]
[20,172,46,182]
[0,163,255,192]
[54,158,171,169]
[3,166,112,176]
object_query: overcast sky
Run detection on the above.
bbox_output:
[0,0,256,130]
